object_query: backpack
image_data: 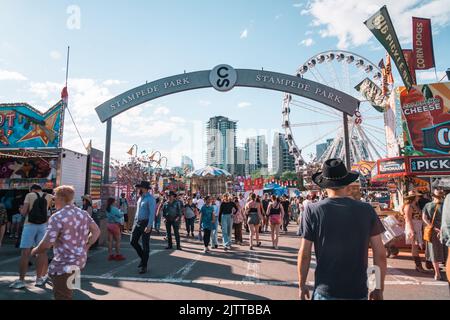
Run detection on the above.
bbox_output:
[28,192,48,224]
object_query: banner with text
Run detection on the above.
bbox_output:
[364,6,414,90]
[412,17,435,70]
[397,82,450,156]
[0,101,64,149]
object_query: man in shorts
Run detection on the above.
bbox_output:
[9,184,53,289]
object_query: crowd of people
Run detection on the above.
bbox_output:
[1,158,449,300]
[0,180,307,298]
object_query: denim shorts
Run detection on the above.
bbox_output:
[20,223,48,249]
[12,214,23,224]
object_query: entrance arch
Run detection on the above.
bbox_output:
[95,65,360,183]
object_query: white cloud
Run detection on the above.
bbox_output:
[29,78,115,119]
[240,29,248,39]
[299,38,315,47]
[50,50,62,60]
[170,116,186,123]
[238,102,252,108]
[29,81,61,100]
[102,79,125,86]
[293,3,304,8]
[300,0,450,49]
[154,106,170,116]
[199,100,211,107]
[305,30,313,35]
[0,69,27,81]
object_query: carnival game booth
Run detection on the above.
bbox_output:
[0,101,102,213]
[187,166,232,197]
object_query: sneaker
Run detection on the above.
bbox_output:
[214,245,218,249]
[108,254,115,261]
[9,279,26,289]
[35,276,48,287]
[224,247,229,251]
[203,247,208,253]
[114,254,126,261]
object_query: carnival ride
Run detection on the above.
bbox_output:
[282,50,390,175]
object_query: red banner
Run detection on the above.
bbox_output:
[412,17,435,70]
[402,49,417,85]
[385,54,394,85]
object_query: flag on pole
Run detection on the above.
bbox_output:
[61,87,68,104]
[385,54,394,85]
[402,49,417,85]
[364,6,414,90]
[127,146,134,156]
[412,17,436,70]
[378,59,389,96]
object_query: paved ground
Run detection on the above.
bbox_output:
[0,222,449,300]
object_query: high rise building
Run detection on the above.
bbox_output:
[206,116,237,174]
[181,155,194,173]
[272,132,295,175]
[245,135,268,176]
[236,146,246,177]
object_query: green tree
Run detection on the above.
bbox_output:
[281,171,298,181]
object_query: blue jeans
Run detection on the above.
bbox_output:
[154,214,161,231]
[313,291,367,300]
[221,214,233,247]
[185,217,195,234]
[130,220,151,268]
[211,218,219,246]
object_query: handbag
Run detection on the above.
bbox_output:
[423,205,438,242]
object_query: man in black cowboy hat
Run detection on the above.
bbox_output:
[297,158,387,300]
[162,191,183,250]
[130,181,156,274]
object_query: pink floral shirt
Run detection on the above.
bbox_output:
[43,205,94,275]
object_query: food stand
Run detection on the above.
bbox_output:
[371,155,450,248]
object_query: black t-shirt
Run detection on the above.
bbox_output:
[418,197,431,211]
[281,200,289,213]
[262,199,270,213]
[300,197,385,299]
[219,201,237,215]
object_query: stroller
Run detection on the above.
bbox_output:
[381,215,403,258]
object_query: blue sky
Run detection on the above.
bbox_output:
[1,0,449,169]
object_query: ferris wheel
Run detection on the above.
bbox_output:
[282,50,390,172]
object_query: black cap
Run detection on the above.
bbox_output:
[30,184,42,191]
[135,181,151,189]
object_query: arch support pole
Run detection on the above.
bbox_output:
[343,113,351,169]
[103,118,112,184]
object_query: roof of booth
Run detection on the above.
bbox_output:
[187,166,232,178]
